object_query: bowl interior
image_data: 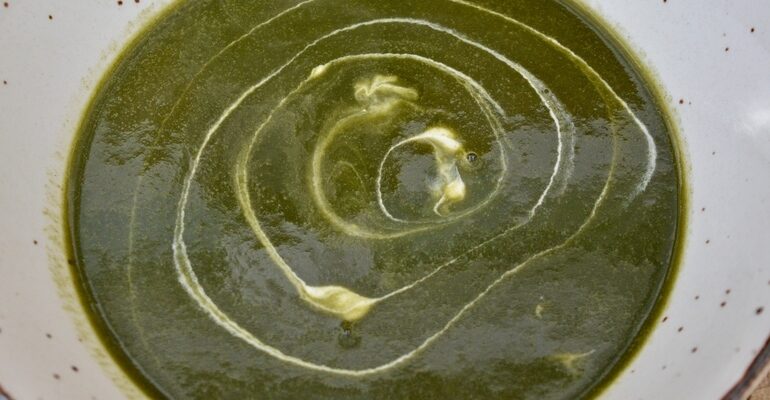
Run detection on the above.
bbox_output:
[0,1,769,399]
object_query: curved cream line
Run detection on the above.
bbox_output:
[124,0,324,373]
[230,53,515,319]
[310,60,511,237]
[448,0,657,196]
[167,5,650,376]
[298,18,571,239]
[234,50,570,315]
[375,127,467,222]
[330,160,367,193]
[176,103,616,376]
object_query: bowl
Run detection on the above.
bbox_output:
[1,1,769,399]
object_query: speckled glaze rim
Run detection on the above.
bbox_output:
[723,335,770,400]
[1,1,767,399]
[1,343,767,400]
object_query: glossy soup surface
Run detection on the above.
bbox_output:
[67,0,681,398]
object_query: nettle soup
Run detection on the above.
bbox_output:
[65,0,683,398]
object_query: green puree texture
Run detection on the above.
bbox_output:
[66,0,682,399]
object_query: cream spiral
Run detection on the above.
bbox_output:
[164,2,658,377]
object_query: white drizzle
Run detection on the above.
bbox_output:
[164,2,657,376]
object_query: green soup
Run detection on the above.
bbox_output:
[66,0,683,398]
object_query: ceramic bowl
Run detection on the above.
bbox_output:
[1,1,769,399]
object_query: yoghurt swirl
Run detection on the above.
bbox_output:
[68,0,681,398]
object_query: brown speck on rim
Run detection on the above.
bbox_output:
[677,326,684,332]
[725,47,730,52]
[135,0,140,3]
[751,27,756,33]
[701,207,706,212]
[53,373,60,380]
[679,99,684,104]
[721,301,727,307]
[48,15,52,20]
[71,365,79,372]
[691,347,698,353]
[2,80,6,85]
[726,289,731,295]
[706,239,710,244]
[695,295,700,300]
[662,316,668,323]
[757,307,764,315]
[3,2,8,8]
[117,0,123,5]
[46,333,52,339]
[33,240,38,245]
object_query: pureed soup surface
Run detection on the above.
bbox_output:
[67,0,682,398]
